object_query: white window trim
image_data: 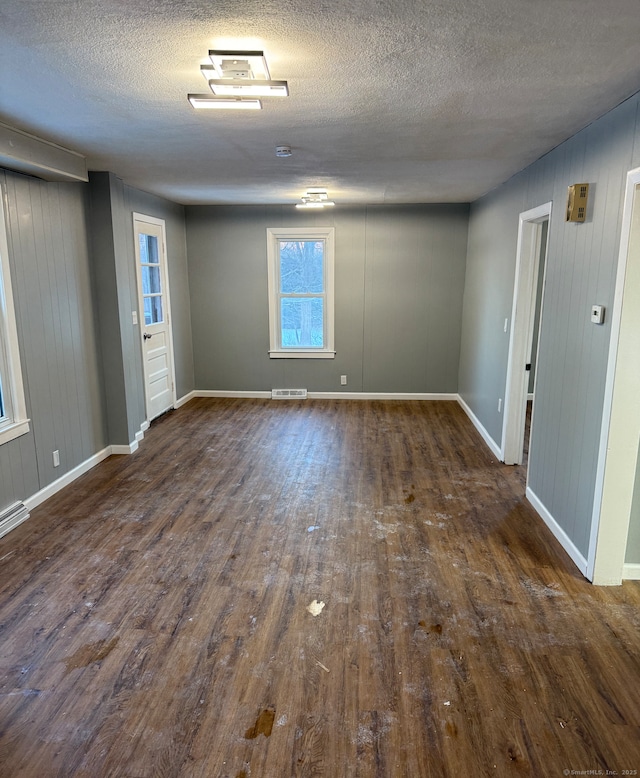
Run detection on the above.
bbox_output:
[0,184,29,446]
[266,226,335,359]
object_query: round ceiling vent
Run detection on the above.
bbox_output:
[275,145,292,157]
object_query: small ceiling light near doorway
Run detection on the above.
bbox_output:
[296,188,335,208]
[188,94,262,110]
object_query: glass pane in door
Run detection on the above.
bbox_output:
[139,234,159,265]
[144,296,163,326]
[141,265,161,295]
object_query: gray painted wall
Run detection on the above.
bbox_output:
[0,170,107,511]
[0,168,193,514]
[186,204,469,393]
[89,172,194,445]
[626,443,640,565]
[459,93,640,559]
[88,172,131,445]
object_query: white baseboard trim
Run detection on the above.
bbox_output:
[111,441,138,455]
[174,390,196,409]
[24,446,113,513]
[21,420,150,518]
[128,420,150,451]
[308,392,458,401]
[526,486,590,579]
[623,563,640,580]
[0,501,30,540]
[193,390,272,399]
[456,395,502,459]
[190,390,458,401]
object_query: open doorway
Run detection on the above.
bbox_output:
[502,202,551,468]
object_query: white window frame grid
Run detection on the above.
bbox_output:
[0,184,29,446]
[266,226,335,359]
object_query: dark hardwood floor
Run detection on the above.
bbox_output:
[0,398,638,777]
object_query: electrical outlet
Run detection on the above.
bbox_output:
[340,375,347,386]
[498,398,502,413]
[53,450,60,467]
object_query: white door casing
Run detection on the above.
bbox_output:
[502,202,552,466]
[133,213,176,422]
[589,171,640,584]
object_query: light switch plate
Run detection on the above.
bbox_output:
[591,304,605,324]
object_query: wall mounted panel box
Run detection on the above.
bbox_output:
[566,183,589,222]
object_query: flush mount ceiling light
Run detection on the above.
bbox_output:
[188,49,288,109]
[199,51,289,99]
[296,188,335,208]
[187,94,262,110]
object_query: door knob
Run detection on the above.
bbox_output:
[143,332,153,340]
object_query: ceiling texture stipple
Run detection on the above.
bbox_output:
[1,0,640,205]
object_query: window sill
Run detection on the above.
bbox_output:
[269,350,336,359]
[0,418,31,447]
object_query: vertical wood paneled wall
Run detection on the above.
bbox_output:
[0,170,107,509]
[185,204,469,394]
[459,93,640,562]
[88,172,194,447]
[0,169,194,515]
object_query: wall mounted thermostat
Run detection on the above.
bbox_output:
[590,304,605,324]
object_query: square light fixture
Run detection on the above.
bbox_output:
[188,94,262,110]
[188,50,287,110]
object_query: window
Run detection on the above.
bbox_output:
[0,184,29,446]
[266,227,335,358]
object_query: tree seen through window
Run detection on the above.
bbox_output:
[279,240,325,348]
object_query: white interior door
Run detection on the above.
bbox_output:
[133,214,175,421]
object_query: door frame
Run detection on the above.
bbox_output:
[133,212,177,422]
[588,167,640,584]
[501,202,552,465]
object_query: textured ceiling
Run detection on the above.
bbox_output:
[1,0,640,205]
